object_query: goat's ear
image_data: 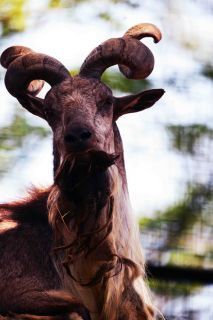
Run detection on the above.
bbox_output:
[113,89,165,120]
[17,95,47,120]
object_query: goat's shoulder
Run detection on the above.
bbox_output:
[0,188,62,311]
[0,187,50,226]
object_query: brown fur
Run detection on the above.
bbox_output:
[0,23,165,319]
[0,190,91,319]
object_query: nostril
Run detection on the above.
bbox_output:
[64,130,92,144]
[64,134,77,143]
[80,130,92,141]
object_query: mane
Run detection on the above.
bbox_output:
[47,155,154,319]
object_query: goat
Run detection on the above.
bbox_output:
[0,23,164,320]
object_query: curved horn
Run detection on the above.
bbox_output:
[79,23,162,80]
[123,23,162,42]
[0,46,70,98]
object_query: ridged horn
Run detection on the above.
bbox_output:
[79,23,162,80]
[0,46,70,97]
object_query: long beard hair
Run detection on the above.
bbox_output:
[47,151,154,319]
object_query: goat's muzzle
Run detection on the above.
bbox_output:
[64,125,94,153]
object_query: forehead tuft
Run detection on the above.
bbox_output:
[44,77,113,112]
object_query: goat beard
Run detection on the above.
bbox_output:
[54,150,119,205]
[49,151,140,290]
[49,150,120,286]
[51,149,118,236]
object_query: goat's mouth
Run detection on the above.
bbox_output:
[64,141,94,154]
[82,150,119,170]
[62,150,119,172]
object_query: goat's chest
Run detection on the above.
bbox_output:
[63,257,103,320]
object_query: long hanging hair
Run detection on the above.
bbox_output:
[1,22,163,319]
[47,153,154,319]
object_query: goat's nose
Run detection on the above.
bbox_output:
[64,128,92,144]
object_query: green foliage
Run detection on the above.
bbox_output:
[70,69,150,93]
[0,0,27,36]
[149,279,200,297]
[0,112,49,151]
[168,251,205,268]
[97,11,122,29]
[49,0,87,8]
[48,0,139,10]
[167,124,213,155]
[101,70,150,93]
[139,183,213,244]
[49,0,62,8]
[70,69,79,76]
[98,12,112,22]
[0,111,50,174]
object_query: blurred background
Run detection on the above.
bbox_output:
[0,0,212,318]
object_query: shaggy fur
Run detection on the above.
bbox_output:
[0,23,164,319]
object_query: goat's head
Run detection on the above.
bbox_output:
[1,23,164,172]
